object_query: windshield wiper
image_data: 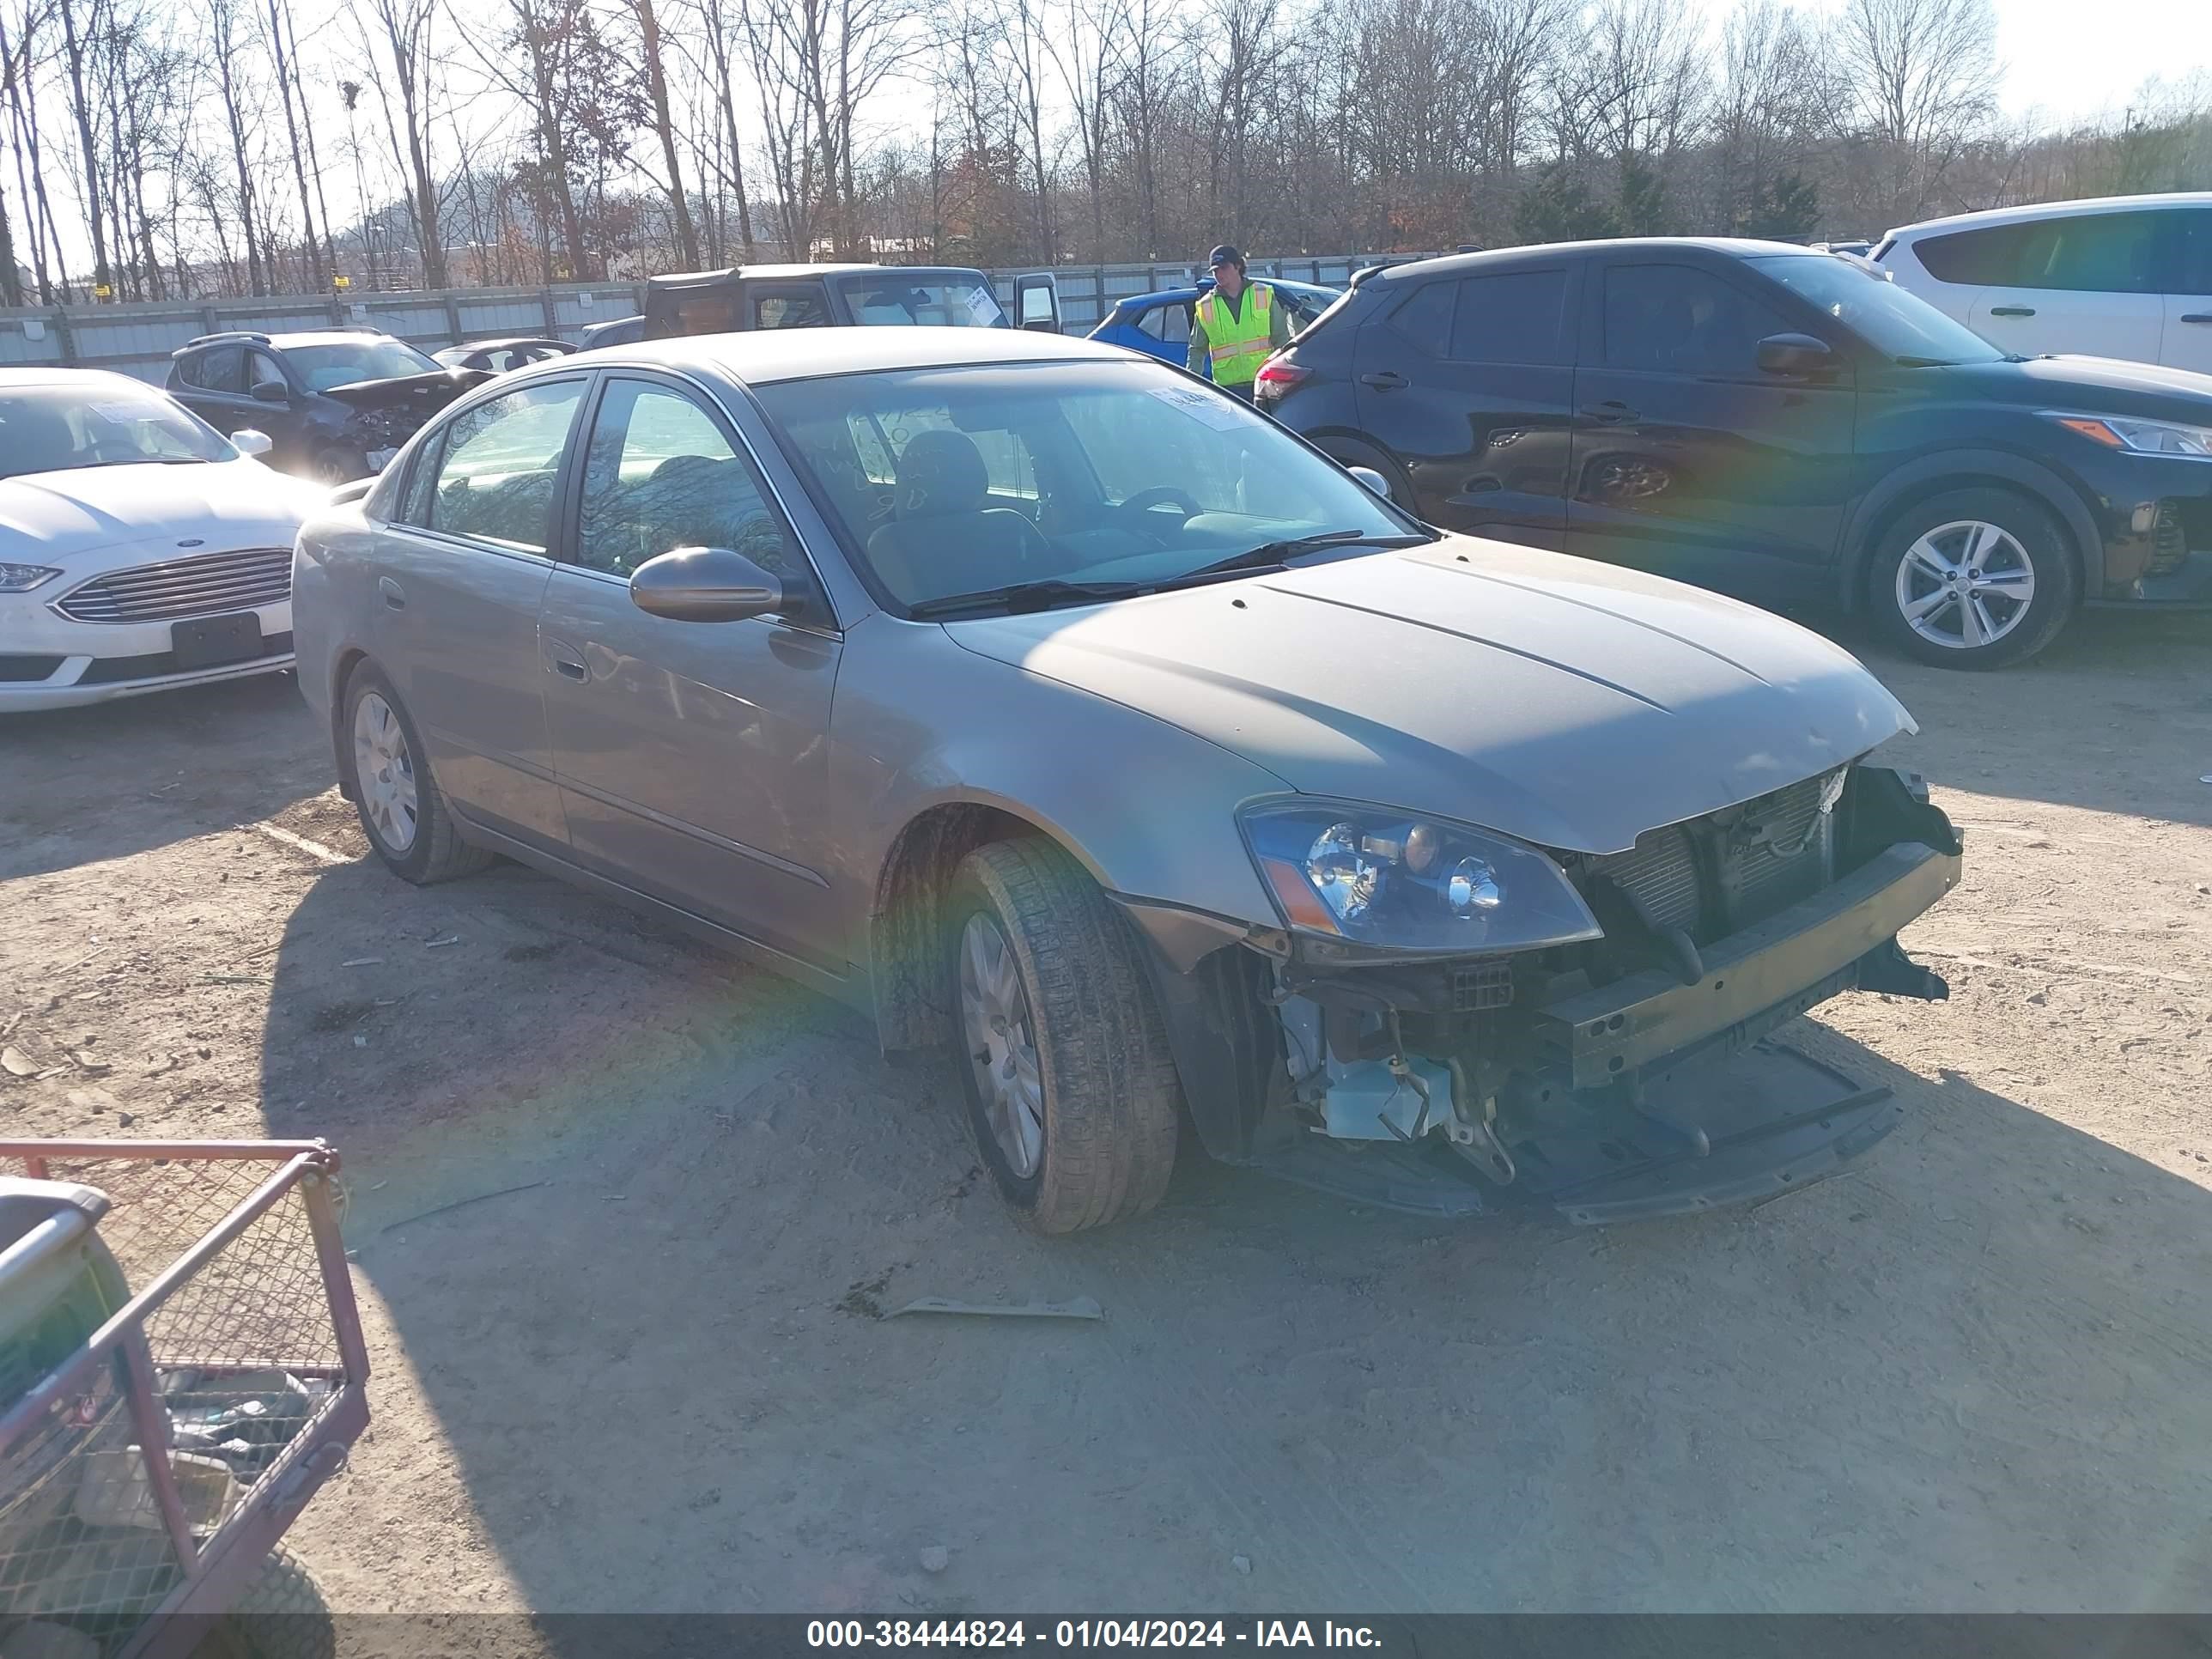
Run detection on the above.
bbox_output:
[1168,528,1435,585]
[1893,355,1958,368]
[907,578,1149,619]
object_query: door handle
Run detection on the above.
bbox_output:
[1358,371,1408,391]
[378,576,405,611]
[543,635,589,682]
[1987,305,2037,318]
[2181,313,2212,324]
[1581,401,1638,424]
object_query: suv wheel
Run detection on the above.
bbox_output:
[1870,486,2078,669]
[343,664,492,884]
[945,839,1180,1233]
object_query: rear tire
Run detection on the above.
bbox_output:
[945,839,1181,1234]
[1869,486,2078,670]
[342,663,491,884]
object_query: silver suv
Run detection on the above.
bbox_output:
[292,330,1962,1232]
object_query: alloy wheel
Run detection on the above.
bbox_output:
[352,691,419,854]
[1894,519,2035,651]
[958,912,1044,1178]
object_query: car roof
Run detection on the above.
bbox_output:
[1886,192,2212,240]
[178,330,405,353]
[448,336,568,350]
[1364,237,1820,283]
[1113,276,1340,309]
[0,366,150,391]
[562,326,1136,386]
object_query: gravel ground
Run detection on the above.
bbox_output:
[0,606,2208,1626]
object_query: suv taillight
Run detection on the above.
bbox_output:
[1253,356,1310,404]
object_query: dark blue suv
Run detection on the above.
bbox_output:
[1260,238,2212,667]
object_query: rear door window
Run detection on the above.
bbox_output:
[2179,208,2212,294]
[1386,282,1455,351]
[1449,268,1572,365]
[186,346,246,394]
[1921,210,2175,294]
[1137,303,1190,344]
[422,380,586,551]
[1601,264,1794,376]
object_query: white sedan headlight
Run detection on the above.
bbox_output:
[2046,413,2212,459]
[0,562,59,592]
[1239,799,1602,958]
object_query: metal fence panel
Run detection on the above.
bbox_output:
[0,256,1417,378]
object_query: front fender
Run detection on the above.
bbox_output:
[830,613,1291,936]
[1838,447,2104,609]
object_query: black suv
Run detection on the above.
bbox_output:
[1261,238,2212,667]
[167,329,488,484]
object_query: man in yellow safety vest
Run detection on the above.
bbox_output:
[1187,245,1291,400]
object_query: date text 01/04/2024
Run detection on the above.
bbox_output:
[805,1621,1385,1649]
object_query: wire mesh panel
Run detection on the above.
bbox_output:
[0,1143,365,1652]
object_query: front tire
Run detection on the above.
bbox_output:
[945,839,1181,1234]
[342,663,491,884]
[1870,486,2078,669]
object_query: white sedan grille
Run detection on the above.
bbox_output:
[55,547,292,623]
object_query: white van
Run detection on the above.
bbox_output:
[1875,193,2212,374]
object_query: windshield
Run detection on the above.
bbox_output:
[832,276,1009,329]
[757,360,1421,611]
[0,383,233,480]
[288,339,442,391]
[1749,253,2005,366]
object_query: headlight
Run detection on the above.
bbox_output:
[0,562,59,592]
[2046,413,2212,459]
[1239,799,1601,957]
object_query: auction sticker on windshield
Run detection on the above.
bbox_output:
[968,286,1004,325]
[1147,385,1248,430]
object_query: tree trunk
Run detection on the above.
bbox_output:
[265,0,323,283]
[632,0,701,265]
[53,0,111,292]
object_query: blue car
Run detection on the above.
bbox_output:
[1088,276,1343,376]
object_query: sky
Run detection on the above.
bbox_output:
[1952,0,2206,126]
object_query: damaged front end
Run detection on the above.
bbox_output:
[1126,765,1961,1224]
[324,368,491,468]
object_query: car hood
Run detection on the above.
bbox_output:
[321,368,489,410]
[1941,353,2212,416]
[944,538,1915,855]
[0,459,325,562]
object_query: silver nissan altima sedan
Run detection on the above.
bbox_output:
[291,328,1962,1232]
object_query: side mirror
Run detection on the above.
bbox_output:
[231,428,274,459]
[629,545,785,623]
[1757,333,1835,376]
[1347,465,1391,500]
[251,380,289,404]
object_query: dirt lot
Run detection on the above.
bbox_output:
[2,606,2209,1621]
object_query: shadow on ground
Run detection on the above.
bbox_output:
[1824,608,2212,830]
[0,675,333,879]
[251,852,2212,1616]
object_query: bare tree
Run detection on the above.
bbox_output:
[353,0,447,286]
[1832,0,1997,222]
[1043,0,1117,260]
[259,0,321,283]
[623,0,700,264]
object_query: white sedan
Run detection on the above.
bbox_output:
[0,369,327,712]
